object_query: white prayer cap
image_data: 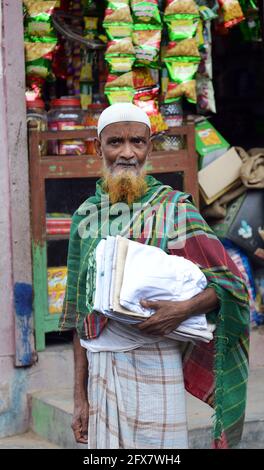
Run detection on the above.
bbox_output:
[97,103,151,136]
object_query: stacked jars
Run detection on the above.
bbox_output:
[47,97,86,155]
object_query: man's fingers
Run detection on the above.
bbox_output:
[72,421,88,444]
[140,299,160,309]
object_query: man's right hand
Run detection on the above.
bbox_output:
[71,398,89,444]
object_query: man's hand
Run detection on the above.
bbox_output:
[137,288,219,336]
[72,330,89,444]
[72,398,89,444]
[137,299,189,336]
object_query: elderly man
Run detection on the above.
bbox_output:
[60,103,249,449]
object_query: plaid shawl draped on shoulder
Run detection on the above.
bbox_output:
[60,176,249,449]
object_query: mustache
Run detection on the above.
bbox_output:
[114,158,138,166]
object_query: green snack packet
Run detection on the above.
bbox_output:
[105,87,135,104]
[105,55,136,73]
[132,24,162,68]
[104,23,133,40]
[131,1,161,25]
[24,0,58,40]
[164,57,200,82]
[165,16,199,41]
[195,120,229,168]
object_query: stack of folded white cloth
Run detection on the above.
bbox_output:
[93,235,215,343]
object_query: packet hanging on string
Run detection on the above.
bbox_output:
[131,0,162,25]
[105,55,136,73]
[24,0,58,41]
[164,38,200,59]
[25,40,57,78]
[106,38,135,55]
[132,24,162,68]
[196,75,216,113]
[134,87,168,133]
[217,0,245,28]
[164,59,199,103]
[104,23,133,40]
[164,0,199,16]
[106,72,134,88]
[164,57,200,82]
[105,87,135,104]
[165,16,199,41]
[165,80,197,103]
[133,67,156,88]
[84,17,98,40]
[103,2,133,24]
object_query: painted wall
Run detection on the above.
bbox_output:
[0,0,35,437]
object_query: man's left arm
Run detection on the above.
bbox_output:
[137,287,219,336]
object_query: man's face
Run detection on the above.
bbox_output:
[94,121,152,176]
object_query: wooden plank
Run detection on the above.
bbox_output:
[32,242,49,352]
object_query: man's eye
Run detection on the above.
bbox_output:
[109,139,120,145]
[132,138,145,144]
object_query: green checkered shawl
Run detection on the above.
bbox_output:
[60,175,249,449]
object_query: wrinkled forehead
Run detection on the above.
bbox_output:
[99,121,151,140]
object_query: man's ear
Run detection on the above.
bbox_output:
[94,138,102,158]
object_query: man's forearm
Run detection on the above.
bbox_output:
[73,330,88,400]
[184,287,219,318]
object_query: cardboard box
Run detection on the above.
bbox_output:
[198,147,242,205]
[195,120,229,169]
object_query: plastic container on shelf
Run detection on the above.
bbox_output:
[26,98,48,155]
[47,97,86,156]
[84,103,107,155]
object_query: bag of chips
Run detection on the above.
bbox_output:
[165,38,200,59]
[165,0,199,15]
[103,2,133,24]
[196,75,216,113]
[165,80,197,103]
[134,87,168,133]
[106,37,135,55]
[104,23,133,40]
[164,57,200,82]
[84,17,98,40]
[24,0,58,41]
[105,55,136,73]
[132,24,162,68]
[105,87,135,104]
[218,0,245,28]
[165,16,199,42]
[131,0,161,25]
[25,40,57,78]
[133,67,156,88]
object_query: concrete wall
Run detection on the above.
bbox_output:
[0,0,35,437]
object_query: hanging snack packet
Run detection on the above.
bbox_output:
[106,37,135,55]
[106,71,134,88]
[105,55,136,73]
[132,24,162,68]
[24,0,58,41]
[134,87,168,133]
[131,0,161,25]
[164,59,199,103]
[84,17,98,40]
[165,38,200,59]
[133,67,156,89]
[196,75,216,114]
[165,80,197,103]
[25,40,57,78]
[105,87,135,104]
[104,23,133,40]
[103,2,133,24]
[165,17,199,41]
[164,0,199,15]
[218,0,245,28]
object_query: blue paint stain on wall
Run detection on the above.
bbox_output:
[14,283,33,366]
[14,283,33,317]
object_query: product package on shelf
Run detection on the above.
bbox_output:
[47,266,68,314]
[195,119,230,168]
[198,146,242,205]
[46,213,72,235]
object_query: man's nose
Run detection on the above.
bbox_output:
[119,142,136,160]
